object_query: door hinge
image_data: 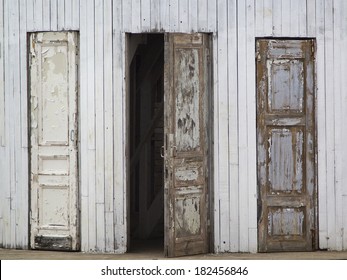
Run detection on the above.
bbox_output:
[256,41,261,61]
[311,44,316,60]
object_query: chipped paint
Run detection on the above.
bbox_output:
[268,128,303,193]
[175,197,201,237]
[165,33,210,257]
[175,48,201,151]
[257,39,316,252]
[268,207,305,236]
[267,59,304,112]
[175,166,199,181]
[30,32,79,251]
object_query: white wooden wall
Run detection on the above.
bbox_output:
[0,0,346,253]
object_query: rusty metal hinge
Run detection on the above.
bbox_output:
[256,42,261,62]
[311,44,316,60]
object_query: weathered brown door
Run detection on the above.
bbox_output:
[164,33,211,257]
[257,39,316,252]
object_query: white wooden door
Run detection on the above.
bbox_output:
[164,33,211,257]
[29,32,79,251]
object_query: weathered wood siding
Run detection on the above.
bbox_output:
[0,0,346,253]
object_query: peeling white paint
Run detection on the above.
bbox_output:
[175,48,201,152]
[30,32,79,251]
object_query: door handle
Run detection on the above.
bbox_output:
[160,146,165,158]
[172,145,177,157]
[70,129,75,143]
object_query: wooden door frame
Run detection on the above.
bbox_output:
[125,32,214,255]
[255,37,318,252]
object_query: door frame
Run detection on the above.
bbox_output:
[255,37,318,252]
[125,32,214,256]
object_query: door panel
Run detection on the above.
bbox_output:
[257,39,316,252]
[164,33,210,257]
[29,32,79,251]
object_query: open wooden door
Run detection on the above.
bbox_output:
[29,32,79,251]
[164,33,211,257]
[256,39,316,252]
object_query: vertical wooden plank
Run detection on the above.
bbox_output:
[344,196,347,250]
[316,0,328,250]
[87,0,97,251]
[246,0,257,253]
[179,0,189,32]
[2,0,11,248]
[298,0,307,36]
[207,0,216,32]
[72,0,80,30]
[0,0,5,248]
[237,0,249,252]
[42,0,50,30]
[307,0,316,37]
[132,0,141,32]
[160,0,170,31]
[141,0,151,31]
[64,0,73,30]
[9,0,20,248]
[169,0,179,32]
[216,0,230,253]
[197,0,207,32]
[0,0,4,147]
[50,0,58,31]
[26,0,34,31]
[255,0,264,37]
[211,32,219,253]
[324,0,336,250]
[189,0,198,32]
[281,0,291,35]
[227,0,239,252]
[57,0,65,30]
[150,0,160,31]
[94,0,105,252]
[34,0,43,31]
[79,0,89,252]
[122,0,131,32]
[104,0,114,252]
[255,0,264,36]
[289,0,300,36]
[19,0,28,147]
[94,0,105,251]
[113,2,126,253]
[333,0,343,251]
[272,0,281,36]
[342,3,347,248]
[18,0,29,249]
[263,0,272,36]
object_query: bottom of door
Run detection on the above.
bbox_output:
[33,235,75,251]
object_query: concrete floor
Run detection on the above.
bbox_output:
[1,239,347,260]
[2,248,347,260]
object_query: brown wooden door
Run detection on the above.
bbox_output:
[257,39,316,252]
[164,33,211,257]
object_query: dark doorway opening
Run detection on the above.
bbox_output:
[128,34,165,252]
